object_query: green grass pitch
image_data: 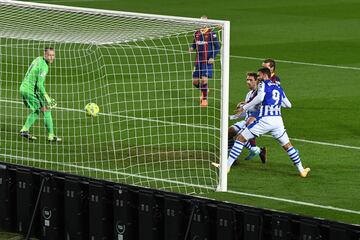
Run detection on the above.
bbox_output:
[0,1,359,236]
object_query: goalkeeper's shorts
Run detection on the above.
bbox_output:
[20,90,46,111]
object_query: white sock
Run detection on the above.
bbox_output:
[227,140,244,168]
[287,147,304,172]
[250,146,260,153]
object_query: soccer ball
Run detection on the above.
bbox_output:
[85,103,99,117]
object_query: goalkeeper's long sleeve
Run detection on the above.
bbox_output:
[21,56,49,98]
[37,76,47,97]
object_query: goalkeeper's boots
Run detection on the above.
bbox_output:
[244,146,260,160]
[200,98,208,107]
[20,131,37,140]
[48,134,62,142]
[300,168,311,178]
[259,147,267,164]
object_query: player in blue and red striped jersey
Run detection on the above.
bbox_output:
[262,58,281,84]
[189,16,221,107]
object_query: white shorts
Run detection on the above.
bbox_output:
[231,120,246,134]
[241,116,290,146]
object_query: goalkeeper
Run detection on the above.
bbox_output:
[19,47,61,142]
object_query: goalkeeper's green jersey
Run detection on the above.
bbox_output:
[20,57,49,97]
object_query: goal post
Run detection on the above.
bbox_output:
[219,21,230,192]
[0,0,230,193]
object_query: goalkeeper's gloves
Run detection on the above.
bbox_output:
[49,98,57,108]
[44,94,57,109]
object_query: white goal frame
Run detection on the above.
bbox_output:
[0,0,230,192]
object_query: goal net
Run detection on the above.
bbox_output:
[0,0,229,193]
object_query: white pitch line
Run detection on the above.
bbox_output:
[230,55,360,71]
[0,99,218,131]
[29,0,109,3]
[113,45,360,71]
[226,189,360,215]
[91,44,360,71]
[262,135,360,150]
[2,98,359,151]
[0,153,206,189]
[2,41,358,71]
[1,153,359,215]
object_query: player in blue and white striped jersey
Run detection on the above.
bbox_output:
[228,72,267,163]
[224,67,310,177]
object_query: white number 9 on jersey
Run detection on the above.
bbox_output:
[272,90,280,105]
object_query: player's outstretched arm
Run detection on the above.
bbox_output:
[281,93,292,108]
[242,91,265,112]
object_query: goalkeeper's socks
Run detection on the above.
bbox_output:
[200,83,208,99]
[287,147,304,172]
[22,110,40,131]
[227,140,244,168]
[44,110,54,135]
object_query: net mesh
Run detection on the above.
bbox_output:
[0,1,225,193]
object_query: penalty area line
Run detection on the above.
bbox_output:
[262,135,360,150]
[230,55,360,71]
[1,153,359,215]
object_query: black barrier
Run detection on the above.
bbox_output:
[299,219,320,240]
[16,168,40,238]
[328,223,351,240]
[271,214,292,240]
[188,201,215,240]
[163,194,186,240]
[0,165,16,232]
[216,204,235,240]
[0,162,359,240]
[242,208,263,240]
[300,219,321,240]
[113,185,138,240]
[350,228,360,240]
[88,181,113,240]
[64,177,89,240]
[40,175,64,240]
[138,190,163,240]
